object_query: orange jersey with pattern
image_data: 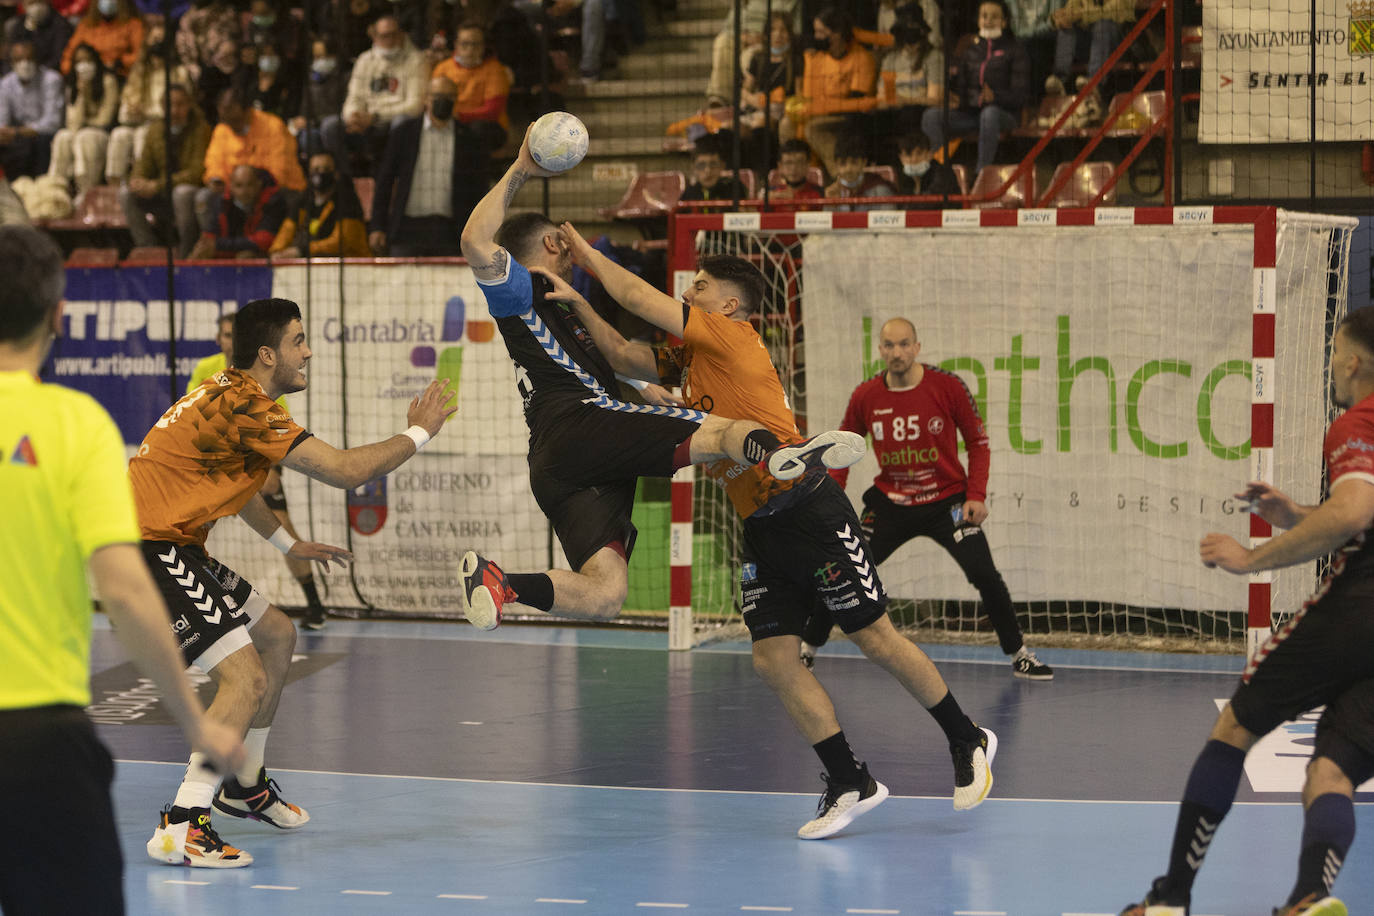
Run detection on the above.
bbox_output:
[657,309,801,519]
[129,369,310,547]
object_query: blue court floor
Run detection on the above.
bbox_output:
[87,621,1374,915]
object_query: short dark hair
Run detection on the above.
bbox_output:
[815,6,855,42]
[833,132,868,163]
[495,211,558,263]
[897,130,933,154]
[779,138,812,159]
[1340,308,1374,357]
[232,298,301,369]
[699,254,766,318]
[0,226,65,342]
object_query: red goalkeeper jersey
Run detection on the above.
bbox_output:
[832,365,991,506]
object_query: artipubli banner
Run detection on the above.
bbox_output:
[1202,0,1374,142]
[51,264,272,442]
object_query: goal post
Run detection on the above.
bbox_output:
[669,206,1357,654]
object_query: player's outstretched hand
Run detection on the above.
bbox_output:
[639,383,685,407]
[556,221,596,266]
[191,718,246,776]
[1200,532,1251,574]
[528,264,590,310]
[1235,480,1301,529]
[516,123,559,179]
[288,540,353,570]
[408,378,458,436]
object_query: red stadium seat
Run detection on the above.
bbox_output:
[44,186,125,231]
[123,246,177,264]
[968,165,1035,209]
[65,246,119,266]
[951,164,970,196]
[1043,161,1119,207]
[597,171,686,221]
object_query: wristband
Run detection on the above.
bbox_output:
[403,425,431,452]
[268,526,297,555]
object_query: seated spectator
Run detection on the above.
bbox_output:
[188,163,287,259]
[430,22,510,154]
[176,0,239,82]
[871,0,941,48]
[704,0,800,106]
[368,76,487,257]
[107,23,191,183]
[270,151,371,257]
[824,132,893,211]
[741,12,802,146]
[0,41,64,179]
[680,142,749,206]
[322,14,427,175]
[243,0,306,74]
[920,0,1028,173]
[5,2,75,73]
[119,83,209,253]
[248,40,302,122]
[1044,0,1134,98]
[62,0,144,79]
[198,81,304,227]
[894,129,959,207]
[514,0,609,83]
[797,6,876,173]
[293,34,348,160]
[339,0,389,64]
[196,37,244,122]
[870,3,942,163]
[49,43,119,194]
[767,136,823,206]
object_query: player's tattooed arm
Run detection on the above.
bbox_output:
[503,169,527,208]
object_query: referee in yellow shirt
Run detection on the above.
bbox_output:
[0,226,243,914]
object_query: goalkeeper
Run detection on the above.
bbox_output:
[187,311,329,631]
[539,224,997,839]
[799,318,1053,681]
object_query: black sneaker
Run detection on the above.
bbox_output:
[213,768,310,829]
[1011,647,1053,680]
[1119,877,1188,915]
[303,604,327,631]
[764,430,866,481]
[951,726,997,810]
[796,764,889,839]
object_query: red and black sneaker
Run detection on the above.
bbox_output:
[459,551,515,630]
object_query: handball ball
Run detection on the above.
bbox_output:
[528,111,589,173]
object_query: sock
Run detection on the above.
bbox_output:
[742,429,782,464]
[234,727,270,784]
[1286,792,1355,904]
[926,691,981,743]
[173,752,221,810]
[507,572,554,612]
[813,731,863,785]
[298,576,322,610]
[1162,739,1246,897]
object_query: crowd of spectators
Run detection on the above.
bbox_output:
[0,0,621,255]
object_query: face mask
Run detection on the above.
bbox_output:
[310,171,335,192]
[258,55,280,74]
[979,27,1002,40]
[378,45,401,61]
[75,61,97,80]
[97,0,117,16]
[311,56,337,76]
[455,53,480,68]
[903,160,931,178]
[429,96,454,121]
[233,196,251,211]
[24,3,48,25]
[838,174,861,189]
[251,13,275,27]
[12,60,36,81]
[769,43,787,55]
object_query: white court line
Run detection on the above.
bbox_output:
[741,908,793,912]
[438,894,489,899]
[636,904,689,909]
[163,880,209,886]
[955,911,1007,915]
[536,899,587,904]
[251,885,299,891]
[342,889,392,895]
[846,910,900,915]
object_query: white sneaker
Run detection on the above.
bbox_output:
[213,768,310,829]
[147,806,252,868]
[766,430,866,481]
[800,642,817,669]
[797,765,889,839]
[951,726,997,810]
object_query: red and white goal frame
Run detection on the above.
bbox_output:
[664,205,1356,655]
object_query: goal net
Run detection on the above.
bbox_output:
[670,207,1357,652]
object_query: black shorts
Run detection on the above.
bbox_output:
[529,403,701,570]
[1230,579,1374,785]
[141,541,270,671]
[739,476,888,640]
[0,705,123,914]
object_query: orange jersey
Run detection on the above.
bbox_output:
[657,309,801,518]
[129,369,311,547]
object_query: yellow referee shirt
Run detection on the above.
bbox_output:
[0,370,140,709]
